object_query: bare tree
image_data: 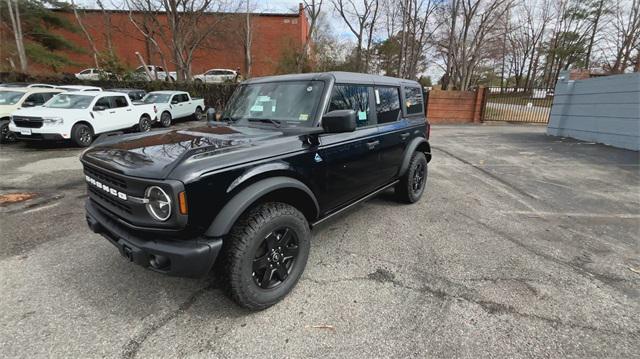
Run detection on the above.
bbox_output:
[332,0,380,72]
[242,0,253,77]
[298,0,324,72]
[606,0,640,73]
[397,0,442,78]
[70,0,100,69]
[441,0,459,89]
[126,0,173,79]
[5,0,27,72]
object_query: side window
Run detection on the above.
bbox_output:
[157,67,164,72]
[404,87,424,115]
[182,94,190,102]
[171,95,179,104]
[24,93,45,105]
[328,84,372,127]
[42,92,58,102]
[95,97,111,109]
[375,87,401,124]
[80,69,91,75]
[113,96,128,108]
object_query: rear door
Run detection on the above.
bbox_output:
[314,83,385,212]
[110,95,134,129]
[374,86,409,181]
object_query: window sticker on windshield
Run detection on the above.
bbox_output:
[250,105,263,112]
[358,111,367,120]
[257,96,271,101]
[299,114,309,121]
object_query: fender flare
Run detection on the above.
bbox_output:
[205,176,319,237]
[398,137,431,177]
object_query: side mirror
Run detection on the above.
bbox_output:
[321,110,357,133]
[171,100,179,105]
[22,101,36,107]
[93,105,106,111]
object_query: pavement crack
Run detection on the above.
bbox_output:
[304,268,639,337]
[432,146,538,200]
[121,282,215,359]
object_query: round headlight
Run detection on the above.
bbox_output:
[145,186,171,221]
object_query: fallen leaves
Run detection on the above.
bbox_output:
[0,192,37,205]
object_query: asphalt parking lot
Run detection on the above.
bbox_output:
[1,124,638,358]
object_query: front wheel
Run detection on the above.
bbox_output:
[71,123,93,147]
[221,202,310,310]
[137,116,152,132]
[396,152,428,203]
[0,122,17,144]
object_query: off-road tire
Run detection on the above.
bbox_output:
[0,121,16,144]
[137,115,152,132]
[219,202,310,311]
[396,151,427,203]
[160,111,172,127]
[71,123,93,147]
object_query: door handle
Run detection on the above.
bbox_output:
[366,140,380,150]
[400,132,410,140]
[126,109,132,112]
[108,111,116,114]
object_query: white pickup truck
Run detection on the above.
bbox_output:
[139,91,205,127]
[9,91,157,147]
[134,65,177,82]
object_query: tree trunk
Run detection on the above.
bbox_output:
[585,0,604,69]
[244,1,253,77]
[442,0,457,90]
[6,0,27,72]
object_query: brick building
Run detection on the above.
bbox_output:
[50,5,309,77]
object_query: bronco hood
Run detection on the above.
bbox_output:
[81,124,283,179]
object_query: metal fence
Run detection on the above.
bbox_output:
[482,87,555,123]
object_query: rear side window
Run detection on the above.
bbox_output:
[42,92,58,102]
[404,87,424,115]
[375,87,401,123]
[113,96,128,108]
[328,84,372,127]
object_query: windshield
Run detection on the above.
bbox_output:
[0,91,26,106]
[142,93,171,104]
[223,80,325,126]
[44,94,95,109]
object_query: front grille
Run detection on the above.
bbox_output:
[13,116,43,128]
[88,186,132,214]
[84,165,128,189]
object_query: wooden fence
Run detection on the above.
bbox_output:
[425,88,486,124]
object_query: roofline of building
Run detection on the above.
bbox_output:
[52,8,303,18]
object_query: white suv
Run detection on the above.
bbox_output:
[9,91,157,147]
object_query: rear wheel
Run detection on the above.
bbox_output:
[396,152,427,203]
[71,123,93,147]
[220,202,310,310]
[160,112,172,127]
[138,115,152,132]
[193,106,204,121]
[0,121,17,144]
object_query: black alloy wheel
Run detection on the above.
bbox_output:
[138,116,152,132]
[194,107,204,120]
[412,161,426,194]
[160,112,172,127]
[0,123,16,143]
[252,227,300,289]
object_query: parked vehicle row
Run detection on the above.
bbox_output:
[1,84,206,146]
[71,66,241,83]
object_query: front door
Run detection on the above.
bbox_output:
[312,84,384,212]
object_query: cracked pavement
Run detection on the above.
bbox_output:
[1,124,639,358]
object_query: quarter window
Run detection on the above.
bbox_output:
[328,85,372,127]
[24,93,45,105]
[375,87,401,123]
[404,87,424,115]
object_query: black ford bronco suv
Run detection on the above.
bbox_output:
[82,72,431,310]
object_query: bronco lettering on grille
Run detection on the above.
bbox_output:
[86,175,128,200]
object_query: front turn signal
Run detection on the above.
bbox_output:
[178,191,188,215]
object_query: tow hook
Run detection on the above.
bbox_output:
[123,246,134,262]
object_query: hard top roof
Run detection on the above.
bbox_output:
[147,90,187,94]
[243,71,421,87]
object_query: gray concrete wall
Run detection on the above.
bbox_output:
[547,71,640,151]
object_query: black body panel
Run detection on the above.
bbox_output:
[81,71,431,276]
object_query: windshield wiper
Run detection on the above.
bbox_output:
[247,118,282,128]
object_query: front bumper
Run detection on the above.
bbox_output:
[85,199,222,278]
[8,123,68,141]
